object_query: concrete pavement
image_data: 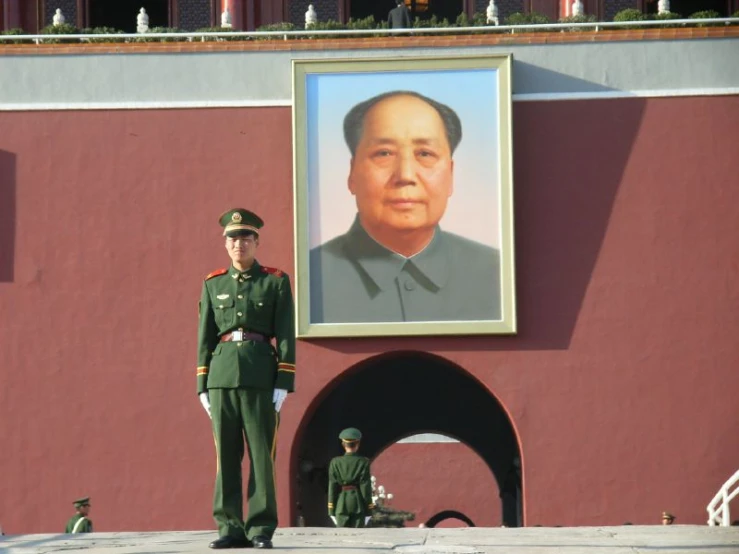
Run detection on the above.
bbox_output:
[1,526,738,554]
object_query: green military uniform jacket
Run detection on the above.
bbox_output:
[197,261,295,394]
[64,514,92,533]
[327,453,374,525]
[309,216,501,324]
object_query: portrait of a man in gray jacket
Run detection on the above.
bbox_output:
[309,90,502,325]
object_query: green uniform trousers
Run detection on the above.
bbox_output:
[335,489,366,528]
[211,388,279,541]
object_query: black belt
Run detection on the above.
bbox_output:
[220,330,269,343]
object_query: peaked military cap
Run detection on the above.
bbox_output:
[73,497,90,508]
[662,512,675,520]
[219,208,264,238]
[339,427,362,442]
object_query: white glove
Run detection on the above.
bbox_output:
[364,516,371,526]
[330,516,337,526]
[273,388,288,412]
[199,392,211,419]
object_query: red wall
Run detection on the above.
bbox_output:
[0,95,738,534]
[372,442,502,527]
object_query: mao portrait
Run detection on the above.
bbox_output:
[293,57,515,338]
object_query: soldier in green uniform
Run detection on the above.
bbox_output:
[327,428,374,528]
[196,208,296,550]
[64,497,92,533]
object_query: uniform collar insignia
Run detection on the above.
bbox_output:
[229,261,261,279]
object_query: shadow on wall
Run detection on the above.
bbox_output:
[0,150,16,282]
[317,95,646,352]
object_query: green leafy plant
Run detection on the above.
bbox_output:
[505,11,552,31]
[613,8,646,21]
[689,10,722,27]
[306,19,347,39]
[194,26,240,42]
[559,14,597,32]
[346,15,377,30]
[0,28,30,44]
[613,8,646,29]
[455,13,471,27]
[345,15,384,38]
[81,27,126,43]
[472,11,491,26]
[650,11,682,28]
[254,21,297,40]
[40,22,79,43]
[412,15,452,28]
[135,26,187,43]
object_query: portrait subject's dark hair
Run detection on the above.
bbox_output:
[343,90,463,157]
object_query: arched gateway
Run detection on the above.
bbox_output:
[290,351,523,527]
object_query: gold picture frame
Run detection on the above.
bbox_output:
[292,55,515,338]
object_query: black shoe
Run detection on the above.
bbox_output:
[208,536,252,549]
[251,535,273,549]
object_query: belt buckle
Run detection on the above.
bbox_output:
[231,330,244,342]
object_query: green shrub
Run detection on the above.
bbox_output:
[305,19,347,39]
[346,15,377,30]
[412,15,452,28]
[81,27,126,43]
[133,26,187,42]
[256,22,297,32]
[613,8,646,29]
[689,10,722,26]
[308,19,346,31]
[40,23,79,43]
[194,26,240,42]
[652,11,682,20]
[153,26,186,41]
[558,14,597,32]
[613,8,646,22]
[346,16,384,38]
[472,11,491,26]
[505,11,551,31]
[254,21,297,39]
[0,28,30,44]
[650,11,682,28]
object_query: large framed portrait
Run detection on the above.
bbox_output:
[292,55,515,338]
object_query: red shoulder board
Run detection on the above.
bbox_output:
[205,268,228,280]
[261,266,284,278]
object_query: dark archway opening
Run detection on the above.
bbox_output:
[426,510,476,527]
[292,352,522,527]
[88,0,169,32]
[349,0,465,24]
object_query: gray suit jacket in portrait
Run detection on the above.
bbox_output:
[309,216,501,324]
